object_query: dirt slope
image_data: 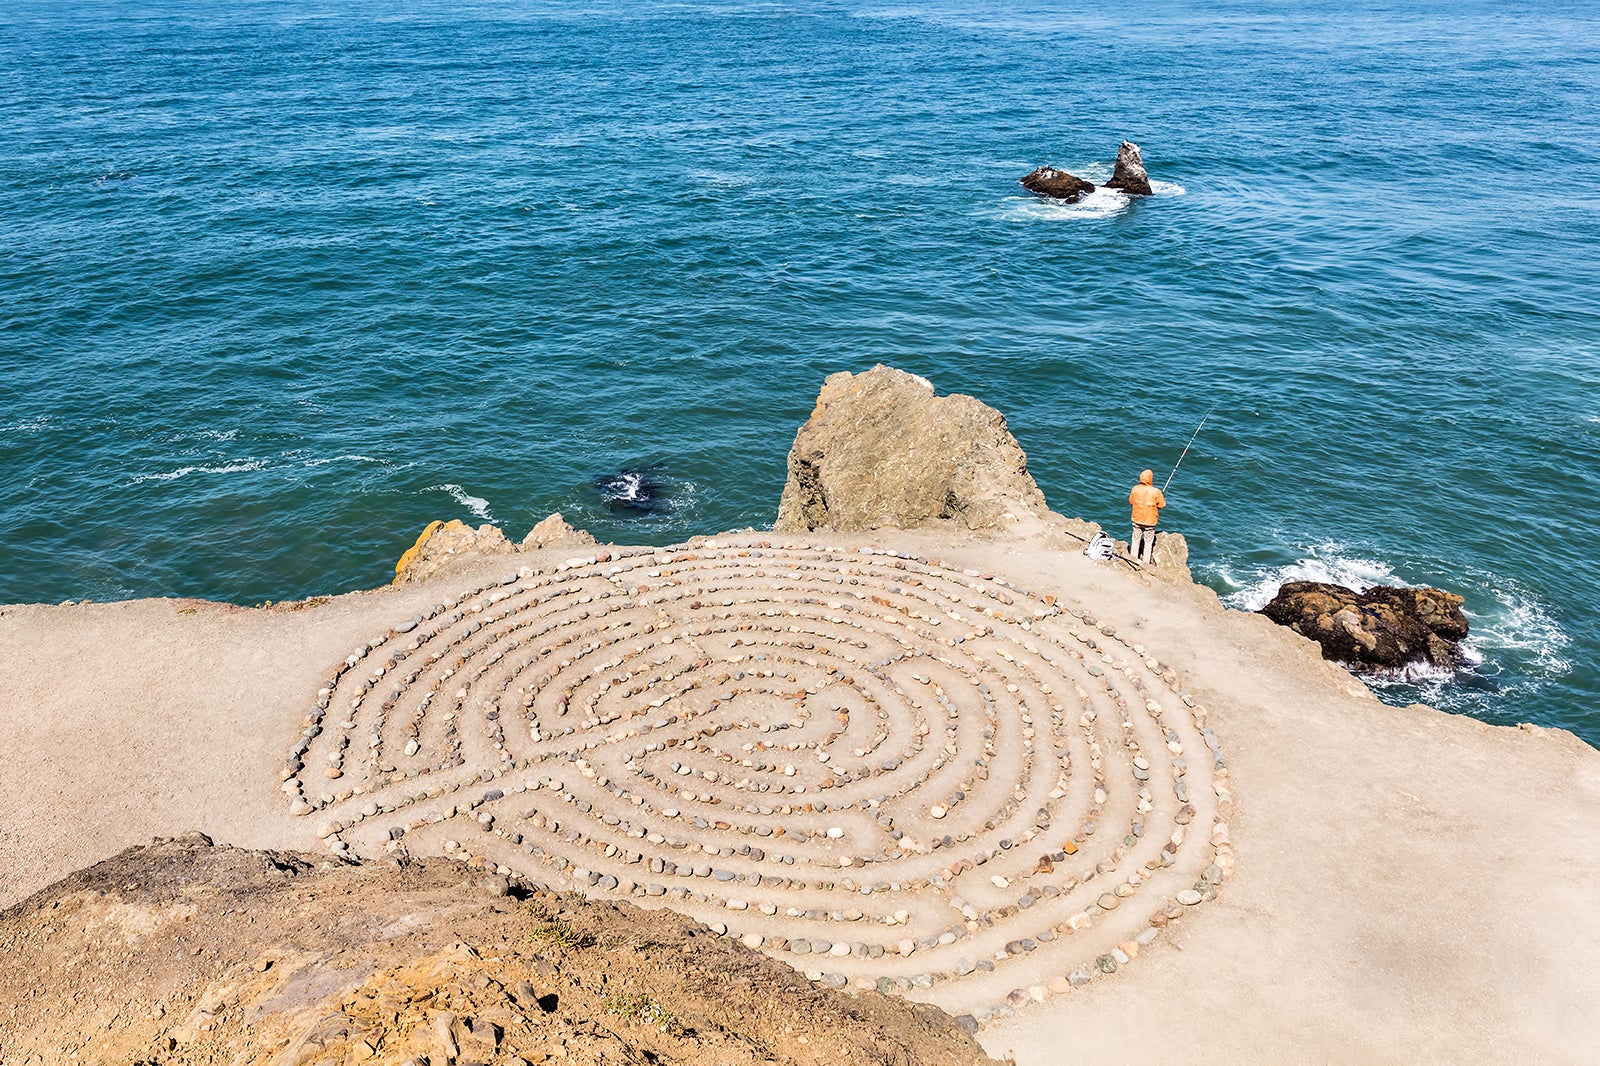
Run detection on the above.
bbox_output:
[0,835,992,1066]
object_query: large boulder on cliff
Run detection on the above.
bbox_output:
[521,511,600,550]
[1103,140,1153,196]
[1258,581,1469,671]
[1020,166,1096,202]
[775,365,1052,533]
[392,518,514,584]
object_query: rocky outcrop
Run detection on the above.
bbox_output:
[1020,166,1096,202]
[393,514,600,585]
[1103,140,1153,196]
[393,518,514,584]
[521,511,599,550]
[775,365,1052,533]
[1258,582,1470,671]
[0,838,991,1065]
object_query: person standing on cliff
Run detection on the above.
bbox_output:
[1129,469,1165,565]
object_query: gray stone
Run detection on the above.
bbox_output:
[1103,140,1154,196]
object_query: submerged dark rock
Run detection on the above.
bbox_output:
[597,468,668,513]
[1103,140,1153,196]
[1258,581,1470,672]
[1020,166,1096,203]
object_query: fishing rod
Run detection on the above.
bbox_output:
[1163,403,1218,493]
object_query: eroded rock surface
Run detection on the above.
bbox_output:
[1020,166,1096,202]
[1103,141,1153,196]
[775,365,1052,533]
[394,514,599,585]
[0,838,992,1066]
[1258,582,1469,671]
[521,511,599,550]
[394,518,515,584]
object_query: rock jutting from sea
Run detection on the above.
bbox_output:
[1257,580,1470,672]
[1020,141,1155,202]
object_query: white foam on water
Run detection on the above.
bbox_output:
[998,172,1186,223]
[431,483,494,522]
[305,454,387,466]
[999,190,1129,222]
[0,416,53,434]
[1219,541,1399,611]
[1456,578,1572,678]
[130,460,268,484]
[1215,544,1573,715]
[602,471,650,506]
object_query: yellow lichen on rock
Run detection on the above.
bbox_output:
[393,520,446,582]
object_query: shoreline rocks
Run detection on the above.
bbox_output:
[1258,581,1469,672]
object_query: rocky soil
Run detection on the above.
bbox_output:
[0,836,992,1066]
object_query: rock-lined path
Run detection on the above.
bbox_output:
[284,537,1233,1028]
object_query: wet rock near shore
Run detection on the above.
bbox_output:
[1020,166,1096,202]
[1258,581,1470,672]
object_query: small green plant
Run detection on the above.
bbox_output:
[603,993,682,1036]
[176,607,197,616]
[529,920,593,950]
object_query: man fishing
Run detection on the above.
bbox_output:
[1129,469,1165,565]
[1128,402,1215,567]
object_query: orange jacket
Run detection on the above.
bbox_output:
[1129,470,1165,526]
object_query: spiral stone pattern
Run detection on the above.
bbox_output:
[283,538,1234,1026]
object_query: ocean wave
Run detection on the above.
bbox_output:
[1218,542,1399,611]
[999,175,1186,222]
[430,483,494,522]
[1455,578,1571,678]
[0,416,53,434]
[305,454,388,467]
[130,460,268,484]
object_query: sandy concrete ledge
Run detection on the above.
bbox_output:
[2,531,1595,1064]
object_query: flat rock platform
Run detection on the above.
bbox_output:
[2,530,1596,1063]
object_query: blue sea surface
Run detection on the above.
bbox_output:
[2,0,1596,745]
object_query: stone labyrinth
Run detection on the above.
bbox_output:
[284,537,1234,1027]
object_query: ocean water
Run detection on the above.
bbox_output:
[2,0,1596,746]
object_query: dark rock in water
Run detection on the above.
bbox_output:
[1103,140,1153,196]
[597,469,667,513]
[1020,166,1096,203]
[1258,581,1470,671]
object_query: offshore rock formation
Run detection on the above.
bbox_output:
[775,365,1052,533]
[1258,582,1470,671]
[1103,141,1153,196]
[1020,166,1096,202]
[0,837,989,1065]
[1021,142,1153,201]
